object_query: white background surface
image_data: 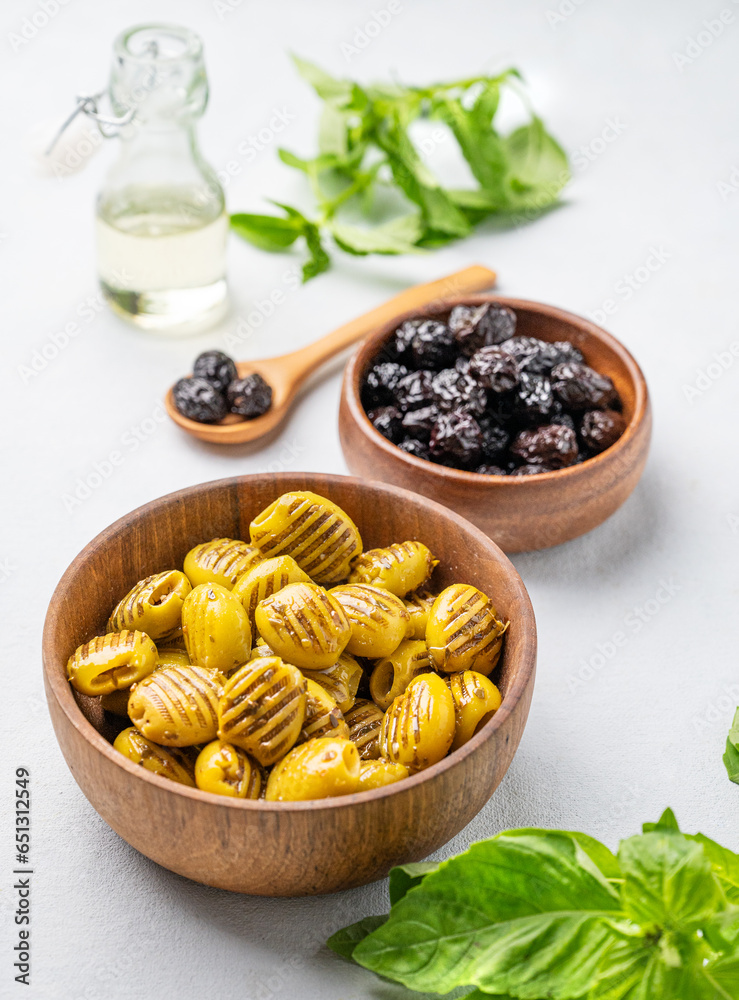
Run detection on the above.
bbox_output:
[1,0,738,997]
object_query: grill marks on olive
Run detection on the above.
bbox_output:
[255,582,351,670]
[349,541,436,598]
[173,350,273,425]
[67,630,159,696]
[218,659,307,766]
[183,538,262,590]
[108,570,191,641]
[362,304,624,474]
[128,664,223,746]
[344,699,385,759]
[426,585,507,675]
[85,490,511,800]
[250,492,362,585]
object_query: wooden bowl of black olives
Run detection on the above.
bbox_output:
[42,473,536,896]
[339,296,652,552]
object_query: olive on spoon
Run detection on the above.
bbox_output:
[165,265,496,446]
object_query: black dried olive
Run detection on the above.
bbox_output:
[362,362,409,409]
[449,302,517,355]
[431,368,487,416]
[411,320,457,369]
[401,404,440,442]
[468,346,519,393]
[173,376,228,424]
[358,303,622,479]
[511,463,555,476]
[514,372,555,422]
[429,410,483,465]
[193,350,238,393]
[478,417,510,461]
[368,406,404,442]
[475,464,507,476]
[226,373,273,418]
[510,424,579,469]
[392,319,423,362]
[551,362,619,411]
[394,369,435,412]
[549,411,576,430]
[580,409,626,453]
[398,438,431,460]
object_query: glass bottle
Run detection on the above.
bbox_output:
[96,24,228,333]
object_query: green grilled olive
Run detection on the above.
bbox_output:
[369,639,433,711]
[379,673,455,772]
[265,737,360,802]
[404,589,437,639]
[344,698,384,760]
[255,582,351,670]
[329,583,409,658]
[113,727,195,786]
[249,641,275,660]
[183,538,262,591]
[107,570,191,641]
[357,759,409,791]
[218,657,307,766]
[128,663,224,746]
[194,740,263,798]
[249,491,362,584]
[426,584,507,675]
[303,653,363,714]
[231,555,311,631]
[156,647,191,670]
[182,583,252,674]
[446,670,502,751]
[349,541,437,597]
[67,630,158,697]
[299,679,349,744]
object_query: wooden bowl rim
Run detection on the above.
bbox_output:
[342,295,650,487]
[43,472,537,814]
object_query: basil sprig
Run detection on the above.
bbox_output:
[230,58,569,281]
[329,810,739,999]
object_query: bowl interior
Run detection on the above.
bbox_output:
[45,473,536,796]
[352,295,644,459]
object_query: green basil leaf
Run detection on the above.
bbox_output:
[353,831,623,996]
[504,827,621,882]
[503,116,570,209]
[618,831,725,931]
[723,708,739,785]
[291,55,351,102]
[691,835,739,904]
[431,90,508,200]
[643,808,680,834]
[318,101,349,157]
[278,148,340,174]
[373,115,471,237]
[641,811,739,904]
[705,949,739,996]
[388,861,440,906]
[229,212,302,252]
[302,222,330,281]
[331,215,424,255]
[326,915,387,960]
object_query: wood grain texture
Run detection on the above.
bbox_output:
[165,266,496,445]
[340,296,652,553]
[42,474,536,896]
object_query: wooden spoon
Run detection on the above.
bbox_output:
[165,264,497,445]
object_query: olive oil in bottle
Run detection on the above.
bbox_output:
[95,25,228,333]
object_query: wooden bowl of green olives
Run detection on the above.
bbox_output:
[42,473,536,896]
[340,296,652,552]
